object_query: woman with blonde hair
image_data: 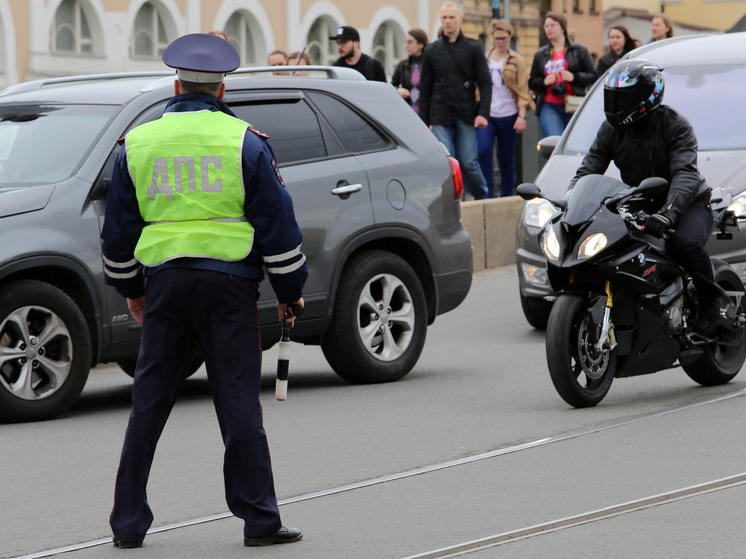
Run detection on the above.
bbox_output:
[476,19,531,197]
[650,13,674,42]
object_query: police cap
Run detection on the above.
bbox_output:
[163,33,240,83]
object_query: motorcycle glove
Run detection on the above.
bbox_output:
[644,213,672,238]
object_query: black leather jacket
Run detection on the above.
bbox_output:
[418,32,492,126]
[529,42,596,116]
[571,105,711,225]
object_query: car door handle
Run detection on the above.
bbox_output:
[331,183,363,199]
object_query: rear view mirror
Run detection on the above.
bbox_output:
[637,177,668,196]
[516,183,542,201]
[537,136,560,159]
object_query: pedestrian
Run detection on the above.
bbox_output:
[331,25,386,82]
[476,19,531,198]
[268,49,287,66]
[528,12,595,138]
[596,25,640,75]
[287,50,311,76]
[418,1,492,200]
[570,59,722,335]
[208,30,227,41]
[391,28,429,116]
[649,13,674,43]
[102,33,307,549]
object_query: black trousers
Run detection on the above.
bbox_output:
[110,268,282,542]
[668,204,721,302]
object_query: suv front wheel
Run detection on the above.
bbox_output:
[0,280,92,422]
[322,250,427,383]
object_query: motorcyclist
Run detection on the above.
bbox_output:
[570,59,723,335]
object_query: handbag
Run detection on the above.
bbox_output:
[565,94,583,114]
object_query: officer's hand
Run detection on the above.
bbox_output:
[277,298,304,328]
[644,213,671,238]
[127,296,146,325]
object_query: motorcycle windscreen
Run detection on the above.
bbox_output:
[564,175,629,227]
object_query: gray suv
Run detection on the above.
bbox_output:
[0,67,472,422]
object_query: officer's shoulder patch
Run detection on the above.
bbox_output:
[271,158,285,187]
[247,125,270,141]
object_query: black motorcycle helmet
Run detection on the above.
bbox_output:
[604,59,664,127]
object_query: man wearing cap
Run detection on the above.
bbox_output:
[102,33,306,549]
[331,25,386,82]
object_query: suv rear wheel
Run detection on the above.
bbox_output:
[322,251,427,383]
[0,281,91,422]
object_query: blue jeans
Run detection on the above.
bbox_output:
[476,114,519,198]
[539,100,572,138]
[432,114,488,200]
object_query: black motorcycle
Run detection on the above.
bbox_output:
[517,175,746,407]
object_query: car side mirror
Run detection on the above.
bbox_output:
[516,183,542,201]
[537,136,560,159]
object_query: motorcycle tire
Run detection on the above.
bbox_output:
[546,293,617,408]
[683,260,746,386]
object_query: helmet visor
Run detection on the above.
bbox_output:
[604,86,643,121]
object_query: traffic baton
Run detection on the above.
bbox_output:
[275,304,303,401]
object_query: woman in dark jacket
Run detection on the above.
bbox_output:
[528,12,595,137]
[391,28,429,116]
[596,25,640,75]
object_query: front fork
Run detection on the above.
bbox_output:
[595,281,617,351]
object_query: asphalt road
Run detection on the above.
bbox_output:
[3,266,746,559]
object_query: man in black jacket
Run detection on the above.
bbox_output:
[418,2,492,200]
[332,26,386,82]
[572,60,723,335]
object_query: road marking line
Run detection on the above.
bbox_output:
[399,472,746,558]
[12,389,744,559]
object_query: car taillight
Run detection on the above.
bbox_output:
[448,157,463,200]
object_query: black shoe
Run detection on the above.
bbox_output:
[113,536,143,549]
[695,297,722,336]
[244,526,302,546]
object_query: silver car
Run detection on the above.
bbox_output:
[0,67,472,422]
[516,32,746,329]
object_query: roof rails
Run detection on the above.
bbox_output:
[0,65,365,98]
[227,66,366,81]
[0,71,175,97]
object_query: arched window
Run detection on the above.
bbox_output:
[131,1,168,59]
[307,17,338,65]
[52,0,93,55]
[224,11,256,66]
[372,22,404,77]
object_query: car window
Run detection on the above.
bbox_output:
[305,91,390,154]
[231,99,327,165]
[563,64,746,154]
[0,104,116,186]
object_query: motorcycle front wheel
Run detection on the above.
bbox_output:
[546,293,617,408]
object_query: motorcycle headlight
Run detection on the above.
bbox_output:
[578,233,607,260]
[524,198,558,228]
[542,227,561,261]
[728,195,746,218]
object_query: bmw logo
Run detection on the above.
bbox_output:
[638,253,646,265]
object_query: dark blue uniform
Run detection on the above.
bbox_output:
[102,93,307,544]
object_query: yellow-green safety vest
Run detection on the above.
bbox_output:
[126,110,253,266]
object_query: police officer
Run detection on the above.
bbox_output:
[571,59,723,335]
[101,33,306,548]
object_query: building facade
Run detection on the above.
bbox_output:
[0,0,517,87]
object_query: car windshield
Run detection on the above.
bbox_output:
[564,64,746,154]
[0,104,115,186]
